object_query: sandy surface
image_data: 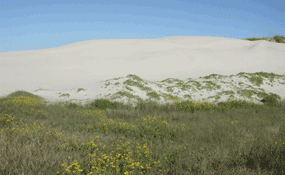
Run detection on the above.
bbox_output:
[0,36,285,107]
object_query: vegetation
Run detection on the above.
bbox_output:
[1,35,285,174]
[0,88,285,175]
[241,34,285,43]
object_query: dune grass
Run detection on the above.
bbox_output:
[0,88,285,175]
[1,35,285,174]
[241,34,285,43]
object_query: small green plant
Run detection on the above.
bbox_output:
[90,98,119,110]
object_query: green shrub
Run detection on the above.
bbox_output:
[273,35,285,43]
[261,94,281,107]
[66,102,80,109]
[90,98,119,110]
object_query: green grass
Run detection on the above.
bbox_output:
[1,35,285,174]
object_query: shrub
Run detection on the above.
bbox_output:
[66,102,80,109]
[273,35,285,43]
[260,94,281,107]
[90,98,119,110]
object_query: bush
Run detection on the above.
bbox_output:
[273,35,285,43]
[260,94,281,107]
[90,98,119,110]
[66,102,80,109]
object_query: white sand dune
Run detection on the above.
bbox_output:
[0,36,285,107]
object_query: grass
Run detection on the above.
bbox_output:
[1,35,285,175]
[1,89,285,175]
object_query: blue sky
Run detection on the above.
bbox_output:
[0,0,284,53]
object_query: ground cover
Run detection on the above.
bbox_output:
[0,88,284,175]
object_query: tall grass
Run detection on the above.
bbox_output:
[0,88,284,175]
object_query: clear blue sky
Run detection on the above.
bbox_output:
[1,0,284,53]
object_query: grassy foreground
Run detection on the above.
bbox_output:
[1,35,285,175]
[0,88,285,175]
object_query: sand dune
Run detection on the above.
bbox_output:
[1,36,284,107]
